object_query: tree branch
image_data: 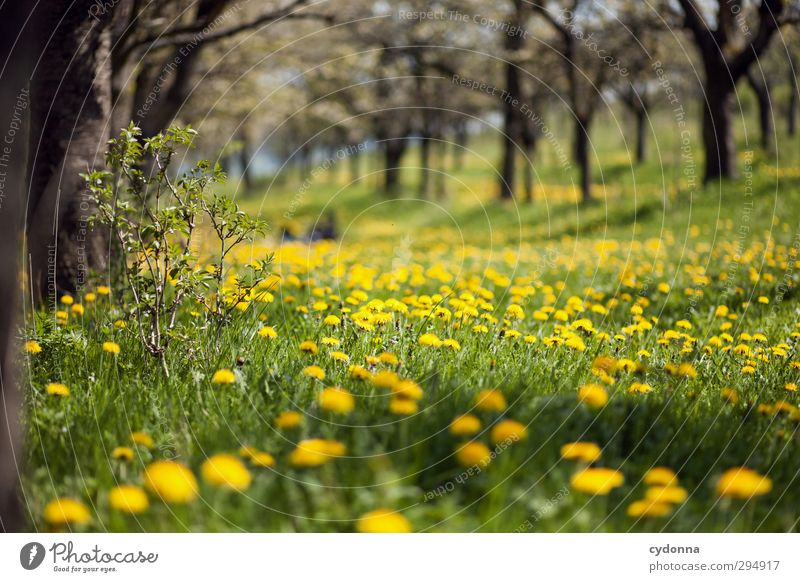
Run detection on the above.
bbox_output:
[124,0,330,54]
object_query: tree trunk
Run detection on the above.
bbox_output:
[419,132,431,198]
[27,1,121,304]
[747,70,773,151]
[702,83,736,182]
[574,115,592,202]
[436,139,448,200]
[238,138,253,192]
[499,61,522,200]
[635,105,647,164]
[384,140,406,195]
[788,53,798,137]
[452,121,468,171]
[349,146,360,183]
[498,0,526,200]
[0,0,35,532]
[126,0,226,138]
[522,119,537,201]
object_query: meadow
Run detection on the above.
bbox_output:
[20,111,800,533]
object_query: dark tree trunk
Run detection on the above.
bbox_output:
[349,146,360,183]
[747,70,773,150]
[0,0,35,532]
[574,115,592,202]
[384,140,406,195]
[635,105,647,164]
[677,0,783,182]
[522,119,537,201]
[419,132,431,198]
[27,1,122,304]
[702,82,736,182]
[499,62,522,200]
[127,0,225,138]
[238,138,253,191]
[498,0,526,200]
[788,52,798,137]
[452,121,468,171]
[436,139,448,200]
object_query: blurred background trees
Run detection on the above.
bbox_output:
[8,0,800,295]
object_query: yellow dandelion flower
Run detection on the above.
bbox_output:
[418,333,442,347]
[46,383,70,397]
[371,370,400,389]
[627,499,672,518]
[201,453,252,491]
[25,340,42,354]
[299,340,318,354]
[211,368,236,384]
[450,414,481,436]
[721,387,739,404]
[378,352,399,365]
[302,365,326,380]
[455,441,492,467]
[474,389,507,412]
[392,380,423,401]
[570,467,625,495]
[442,338,461,351]
[43,497,91,527]
[490,419,527,444]
[144,460,199,503]
[109,485,149,514]
[258,326,278,339]
[130,432,154,448]
[646,485,688,504]
[112,446,135,462]
[250,452,276,468]
[102,341,120,354]
[319,387,355,415]
[716,467,772,498]
[578,384,608,408]
[628,382,653,395]
[289,439,345,468]
[275,411,303,429]
[349,364,372,380]
[560,442,602,463]
[643,467,678,486]
[389,397,418,415]
[357,508,412,533]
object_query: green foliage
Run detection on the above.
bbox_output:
[84,123,269,375]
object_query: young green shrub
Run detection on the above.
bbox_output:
[84,123,269,376]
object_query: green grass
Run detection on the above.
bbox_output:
[19,110,800,532]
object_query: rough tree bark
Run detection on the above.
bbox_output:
[0,0,36,533]
[26,1,125,304]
